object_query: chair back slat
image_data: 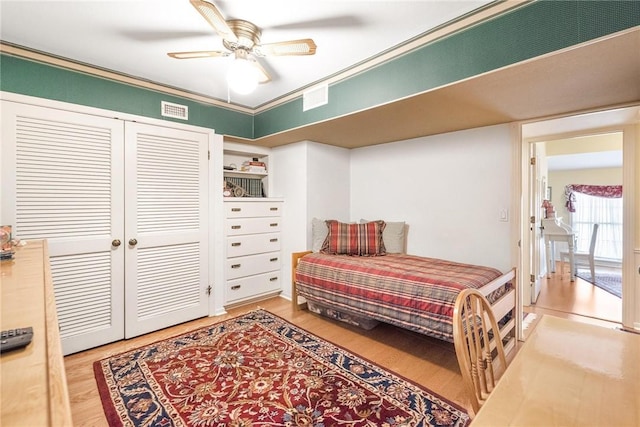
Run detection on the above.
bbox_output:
[453,289,508,416]
[588,223,599,257]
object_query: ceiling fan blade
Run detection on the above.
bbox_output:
[252,60,271,84]
[254,39,317,56]
[167,50,227,59]
[189,0,238,43]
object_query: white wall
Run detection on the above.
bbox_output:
[271,142,307,300]
[271,141,350,299]
[307,142,351,226]
[350,124,513,271]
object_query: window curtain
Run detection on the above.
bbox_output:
[564,184,622,212]
[564,184,623,260]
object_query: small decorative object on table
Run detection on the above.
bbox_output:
[542,200,556,219]
[0,225,14,260]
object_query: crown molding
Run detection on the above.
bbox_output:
[0,1,526,116]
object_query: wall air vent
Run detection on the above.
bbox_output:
[161,101,189,120]
[303,84,328,112]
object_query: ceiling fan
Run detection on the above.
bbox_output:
[168,0,317,94]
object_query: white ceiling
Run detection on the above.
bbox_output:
[547,151,623,172]
[0,0,492,109]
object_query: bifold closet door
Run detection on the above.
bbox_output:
[123,122,209,338]
[1,101,125,355]
[2,101,211,353]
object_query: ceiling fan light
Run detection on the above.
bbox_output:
[227,55,259,94]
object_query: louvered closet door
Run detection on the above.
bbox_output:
[124,122,208,338]
[1,102,125,355]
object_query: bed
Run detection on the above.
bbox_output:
[291,219,517,353]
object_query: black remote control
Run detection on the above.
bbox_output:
[0,327,34,353]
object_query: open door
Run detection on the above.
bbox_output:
[529,142,546,303]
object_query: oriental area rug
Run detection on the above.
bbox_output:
[576,268,622,298]
[94,309,469,427]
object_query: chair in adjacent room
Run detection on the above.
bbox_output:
[561,223,599,280]
[453,289,508,416]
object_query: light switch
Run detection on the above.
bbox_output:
[499,208,509,222]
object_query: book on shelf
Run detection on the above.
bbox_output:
[243,160,266,167]
[240,165,267,173]
[225,177,264,197]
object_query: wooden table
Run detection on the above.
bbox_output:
[542,218,576,281]
[1,240,72,426]
[472,315,640,426]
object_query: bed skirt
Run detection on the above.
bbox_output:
[306,300,380,330]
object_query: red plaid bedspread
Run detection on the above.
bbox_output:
[295,253,504,342]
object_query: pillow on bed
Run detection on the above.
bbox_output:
[311,217,329,252]
[321,220,386,256]
[361,219,406,253]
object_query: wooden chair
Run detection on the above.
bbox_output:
[453,288,508,416]
[561,223,599,280]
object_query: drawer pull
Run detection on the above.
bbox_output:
[231,208,241,212]
[231,264,241,269]
[270,238,278,242]
[231,242,241,247]
[269,207,278,211]
[231,285,241,290]
[231,225,241,230]
[269,277,278,282]
[270,257,278,262]
[270,223,278,227]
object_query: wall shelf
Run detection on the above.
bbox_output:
[223,141,272,198]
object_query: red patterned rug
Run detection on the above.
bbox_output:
[94,309,469,426]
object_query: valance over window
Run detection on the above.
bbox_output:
[564,184,623,212]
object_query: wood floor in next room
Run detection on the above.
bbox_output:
[526,261,622,327]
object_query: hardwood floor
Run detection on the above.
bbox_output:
[65,270,621,426]
[64,297,471,426]
[525,262,622,328]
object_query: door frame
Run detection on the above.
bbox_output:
[515,105,639,335]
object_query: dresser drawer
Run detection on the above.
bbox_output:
[225,252,281,280]
[225,202,282,218]
[226,272,281,303]
[226,233,281,257]
[226,217,281,236]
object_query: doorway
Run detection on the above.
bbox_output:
[532,133,623,324]
[518,105,639,336]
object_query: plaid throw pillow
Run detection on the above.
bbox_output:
[321,220,386,256]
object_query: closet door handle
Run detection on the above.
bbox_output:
[129,238,138,246]
[112,239,121,247]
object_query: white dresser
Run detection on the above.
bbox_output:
[224,199,283,305]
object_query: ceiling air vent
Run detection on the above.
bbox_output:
[161,101,189,120]
[303,84,328,112]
